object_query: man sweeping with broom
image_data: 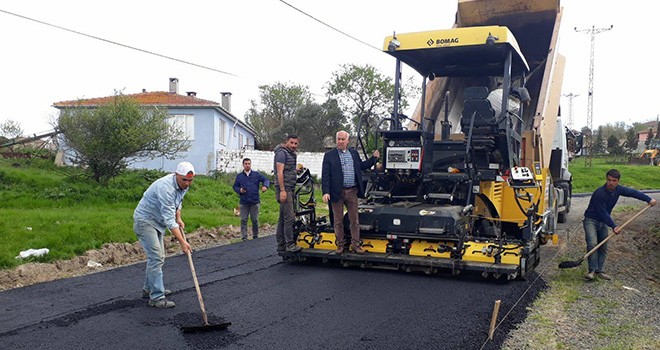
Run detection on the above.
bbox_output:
[582,169,656,281]
[133,162,194,308]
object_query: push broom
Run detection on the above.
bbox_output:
[180,229,231,333]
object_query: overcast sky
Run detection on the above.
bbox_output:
[0,0,657,135]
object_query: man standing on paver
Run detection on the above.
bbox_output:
[322,130,379,254]
[133,161,194,308]
[233,158,270,241]
[273,135,302,253]
[583,169,656,281]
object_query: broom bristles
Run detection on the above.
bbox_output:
[558,259,582,269]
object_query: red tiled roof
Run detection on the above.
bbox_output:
[53,91,220,108]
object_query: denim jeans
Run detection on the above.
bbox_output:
[240,203,260,239]
[275,189,295,249]
[583,217,609,273]
[134,220,166,300]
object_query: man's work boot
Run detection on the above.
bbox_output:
[596,272,612,280]
[286,244,302,253]
[350,245,365,255]
[148,298,175,308]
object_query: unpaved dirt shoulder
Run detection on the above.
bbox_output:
[502,194,660,350]
[0,224,274,292]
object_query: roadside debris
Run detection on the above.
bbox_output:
[86,260,102,268]
[622,285,641,293]
[15,248,49,259]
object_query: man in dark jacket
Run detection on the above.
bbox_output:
[233,158,270,241]
[274,135,302,252]
[322,130,379,254]
[582,169,656,281]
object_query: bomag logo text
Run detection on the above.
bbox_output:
[429,37,459,46]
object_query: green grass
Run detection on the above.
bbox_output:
[0,157,316,269]
[569,156,660,193]
[1,154,656,270]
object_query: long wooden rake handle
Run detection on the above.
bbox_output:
[186,249,209,325]
[181,229,209,325]
[583,204,652,260]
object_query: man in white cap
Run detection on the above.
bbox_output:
[133,161,194,308]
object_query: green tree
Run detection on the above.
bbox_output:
[606,134,623,155]
[245,82,312,150]
[58,95,190,184]
[645,127,655,147]
[0,119,23,140]
[592,126,605,154]
[283,99,346,152]
[326,64,409,152]
[599,121,627,142]
[624,126,639,154]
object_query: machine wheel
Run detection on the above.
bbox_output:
[557,182,571,223]
[557,211,567,223]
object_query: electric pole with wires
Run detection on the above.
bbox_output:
[575,25,613,167]
[562,93,579,130]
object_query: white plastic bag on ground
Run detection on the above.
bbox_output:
[16,248,49,259]
[86,260,102,268]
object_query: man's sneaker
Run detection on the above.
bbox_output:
[242,237,248,242]
[584,271,595,281]
[596,272,612,280]
[253,235,258,239]
[142,289,172,299]
[148,298,175,308]
[276,245,286,252]
[286,244,302,253]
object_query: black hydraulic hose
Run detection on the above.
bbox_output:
[464,110,477,206]
[356,113,368,159]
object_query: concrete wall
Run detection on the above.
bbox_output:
[217,149,325,177]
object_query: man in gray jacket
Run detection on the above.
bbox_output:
[274,135,302,253]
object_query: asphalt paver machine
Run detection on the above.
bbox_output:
[281,0,570,280]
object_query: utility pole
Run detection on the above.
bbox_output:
[575,25,613,167]
[562,93,579,130]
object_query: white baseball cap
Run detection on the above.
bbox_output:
[175,161,195,177]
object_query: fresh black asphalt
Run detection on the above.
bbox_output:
[0,234,553,350]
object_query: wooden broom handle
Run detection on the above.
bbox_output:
[181,229,209,325]
[583,204,652,259]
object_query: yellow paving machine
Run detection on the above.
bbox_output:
[280,0,573,280]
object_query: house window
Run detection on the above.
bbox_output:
[239,133,244,149]
[168,114,194,140]
[219,119,226,145]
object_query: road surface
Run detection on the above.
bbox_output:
[3,195,632,350]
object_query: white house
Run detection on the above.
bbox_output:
[53,78,256,174]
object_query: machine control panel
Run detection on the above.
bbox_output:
[386,147,422,169]
[510,166,534,181]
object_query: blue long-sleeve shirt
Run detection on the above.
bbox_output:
[133,174,188,232]
[233,171,270,205]
[584,184,652,228]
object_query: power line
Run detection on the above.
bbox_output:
[0,8,239,78]
[278,0,382,52]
